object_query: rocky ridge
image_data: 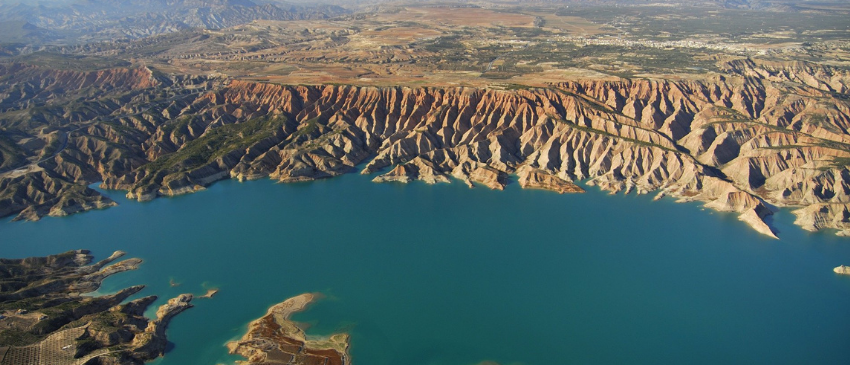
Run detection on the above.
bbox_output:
[0,62,849,237]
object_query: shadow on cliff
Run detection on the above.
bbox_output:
[504,174,519,187]
[762,210,782,237]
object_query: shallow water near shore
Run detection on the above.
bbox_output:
[2,171,850,365]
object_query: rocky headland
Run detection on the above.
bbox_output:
[227,293,350,365]
[0,250,193,365]
[0,61,849,238]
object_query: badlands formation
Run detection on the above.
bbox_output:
[0,61,849,238]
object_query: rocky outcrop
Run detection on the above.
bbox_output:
[517,166,585,194]
[793,203,850,234]
[128,294,194,362]
[468,165,507,190]
[835,265,850,275]
[373,158,451,184]
[227,293,350,365]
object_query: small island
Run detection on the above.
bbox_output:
[200,288,219,299]
[0,250,193,365]
[227,293,350,365]
[834,265,850,275]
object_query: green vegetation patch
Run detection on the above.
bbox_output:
[555,117,676,153]
[498,83,533,90]
[826,157,850,169]
[422,35,467,53]
[557,6,850,42]
[138,114,289,185]
[816,138,850,153]
[159,116,195,139]
[291,117,320,139]
[0,328,40,346]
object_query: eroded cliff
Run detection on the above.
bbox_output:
[1,63,849,237]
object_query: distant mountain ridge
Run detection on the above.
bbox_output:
[0,0,349,44]
[0,20,55,45]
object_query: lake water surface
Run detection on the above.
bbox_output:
[1,172,849,365]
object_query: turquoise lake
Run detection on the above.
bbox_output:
[2,171,850,364]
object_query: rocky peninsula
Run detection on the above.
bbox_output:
[227,293,350,365]
[0,250,193,365]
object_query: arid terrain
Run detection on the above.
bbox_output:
[0,0,848,241]
[47,1,850,86]
[0,1,849,364]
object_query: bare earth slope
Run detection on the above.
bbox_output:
[0,62,848,237]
